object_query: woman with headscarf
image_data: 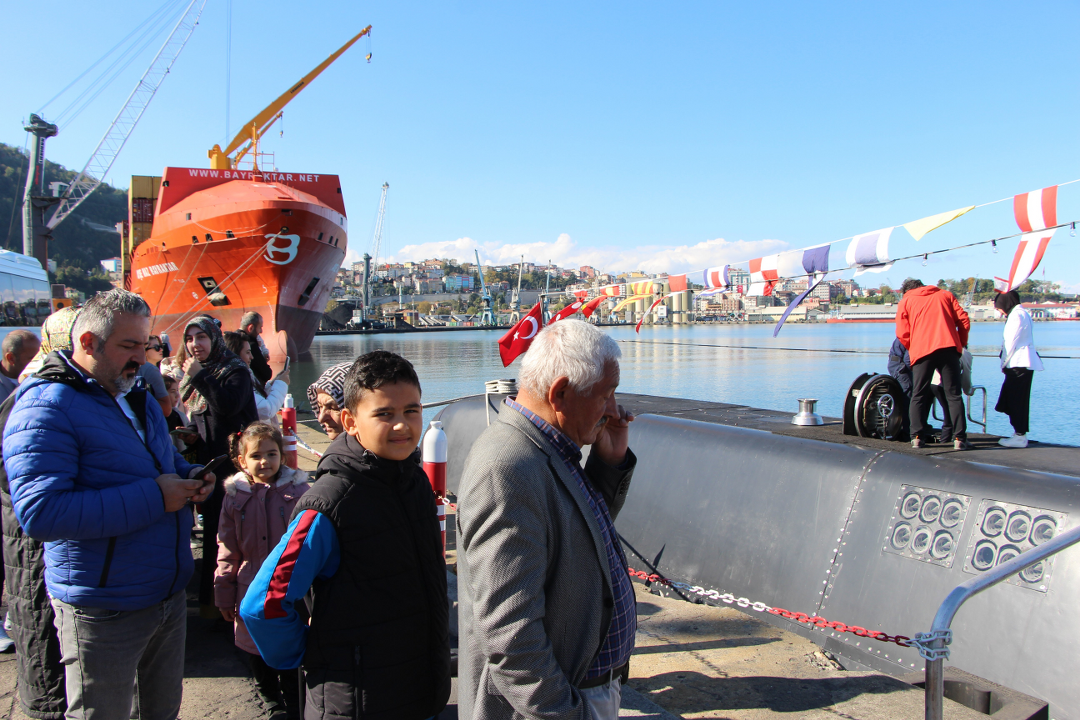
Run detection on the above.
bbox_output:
[179,316,258,617]
[306,361,351,440]
[994,291,1043,448]
[18,306,80,383]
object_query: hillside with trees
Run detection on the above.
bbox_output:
[1,142,125,293]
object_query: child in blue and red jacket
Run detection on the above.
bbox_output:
[240,351,449,720]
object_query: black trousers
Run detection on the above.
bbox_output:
[932,385,954,441]
[995,367,1033,434]
[249,652,302,720]
[911,347,966,441]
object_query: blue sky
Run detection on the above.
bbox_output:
[3,1,1078,290]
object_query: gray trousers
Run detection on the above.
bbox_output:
[52,591,186,720]
[581,677,623,720]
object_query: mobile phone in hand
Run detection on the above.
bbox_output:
[196,454,232,482]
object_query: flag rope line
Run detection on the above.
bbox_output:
[619,339,1080,360]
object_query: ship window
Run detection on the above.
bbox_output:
[205,233,212,242]
[298,277,320,307]
[226,230,235,239]
[192,236,198,243]
[318,232,324,241]
[280,227,290,233]
[162,180,170,187]
[186,213,192,220]
[282,209,293,216]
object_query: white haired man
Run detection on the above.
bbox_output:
[458,319,636,720]
[5,289,216,720]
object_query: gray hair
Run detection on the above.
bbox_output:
[72,289,151,343]
[3,329,39,357]
[518,319,621,396]
[240,311,262,330]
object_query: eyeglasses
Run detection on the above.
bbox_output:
[146,344,163,352]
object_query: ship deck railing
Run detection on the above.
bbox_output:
[913,522,1080,719]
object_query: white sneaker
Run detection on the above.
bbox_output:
[999,433,1028,448]
[0,625,14,653]
[3,612,10,632]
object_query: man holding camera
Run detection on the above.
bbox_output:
[4,289,216,720]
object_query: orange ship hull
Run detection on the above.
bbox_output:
[129,167,347,358]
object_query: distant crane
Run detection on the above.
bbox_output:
[508,255,524,324]
[474,250,495,326]
[361,182,389,325]
[23,0,208,269]
[962,277,977,310]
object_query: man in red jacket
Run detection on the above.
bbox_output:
[895,278,972,450]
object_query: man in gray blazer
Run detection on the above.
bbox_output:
[458,320,637,720]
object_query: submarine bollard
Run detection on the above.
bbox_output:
[423,420,448,558]
[281,393,298,469]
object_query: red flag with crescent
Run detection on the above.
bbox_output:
[582,295,606,318]
[549,300,584,325]
[498,302,544,366]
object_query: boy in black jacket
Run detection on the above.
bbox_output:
[241,351,450,720]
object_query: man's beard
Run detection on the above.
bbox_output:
[114,374,137,394]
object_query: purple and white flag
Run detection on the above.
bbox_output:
[845,228,894,275]
[773,245,831,336]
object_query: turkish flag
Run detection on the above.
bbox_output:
[581,295,605,318]
[498,302,543,367]
[549,300,584,325]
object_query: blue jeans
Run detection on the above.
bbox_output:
[52,590,186,720]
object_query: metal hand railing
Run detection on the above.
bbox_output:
[911,523,1080,719]
[929,385,987,433]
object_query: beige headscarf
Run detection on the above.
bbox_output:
[19,306,81,383]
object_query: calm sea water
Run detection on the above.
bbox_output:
[293,322,1080,446]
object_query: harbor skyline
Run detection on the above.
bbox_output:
[3,2,1077,290]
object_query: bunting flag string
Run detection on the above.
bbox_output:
[845,227,893,275]
[903,206,975,241]
[636,294,672,333]
[668,273,688,292]
[549,299,584,324]
[772,246,831,337]
[994,231,1055,292]
[611,294,652,313]
[581,295,606,318]
[1014,185,1058,232]
[704,266,729,289]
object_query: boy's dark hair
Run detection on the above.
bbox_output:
[223,331,247,357]
[343,350,421,412]
[900,278,924,294]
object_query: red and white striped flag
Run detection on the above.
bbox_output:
[994,231,1054,293]
[1014,185,1058,232]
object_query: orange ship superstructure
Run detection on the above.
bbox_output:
[124,27,371,358]
[129,167,347,356]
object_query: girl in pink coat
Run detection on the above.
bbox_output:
[215,421,310,720]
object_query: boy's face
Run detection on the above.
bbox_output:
[341,381,423,462]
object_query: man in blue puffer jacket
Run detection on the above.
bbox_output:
[5,289,217,720]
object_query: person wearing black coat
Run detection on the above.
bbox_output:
[0,389,66,720]
[239,311,273,386]
[180,316,259,615]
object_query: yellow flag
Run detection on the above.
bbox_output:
[902,206,975,241]
[611,294,652,313]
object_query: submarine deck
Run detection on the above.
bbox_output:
[614,392,1080,479]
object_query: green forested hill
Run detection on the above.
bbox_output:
[0,141,126,292]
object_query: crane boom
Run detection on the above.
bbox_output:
[210,25,372,169]
[46,0,207,231]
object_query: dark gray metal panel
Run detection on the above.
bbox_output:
[817,451,1080,718]
[618,414,876,617]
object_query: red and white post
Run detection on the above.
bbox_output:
[422,420,448,558]
[281,393,298,470]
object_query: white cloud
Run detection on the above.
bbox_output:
[381,233,789,276]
